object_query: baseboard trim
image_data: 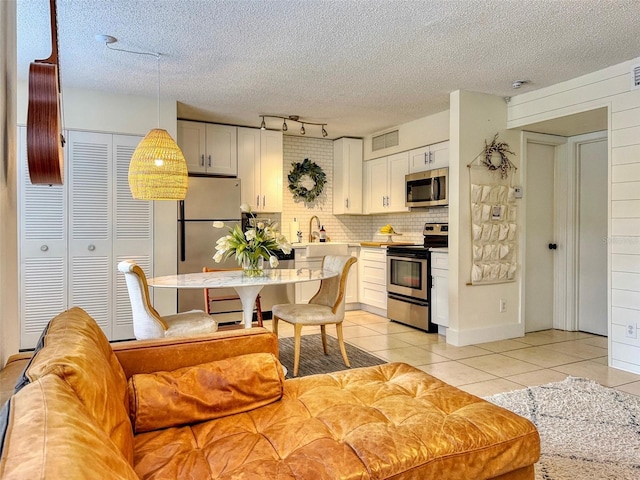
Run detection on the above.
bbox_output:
[446,323,524,347]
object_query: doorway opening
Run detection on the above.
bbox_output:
[521,117,609,336]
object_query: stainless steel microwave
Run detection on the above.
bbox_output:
[405,167,449,208]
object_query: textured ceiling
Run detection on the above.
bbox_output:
[16,0,640,139]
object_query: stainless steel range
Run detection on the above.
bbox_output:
[386,223,448,332]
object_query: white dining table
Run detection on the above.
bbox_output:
[147,268,338,328]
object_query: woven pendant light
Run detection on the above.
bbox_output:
[129,128,188,200]
[127,50,188,200]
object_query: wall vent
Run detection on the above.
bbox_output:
[632,64,640,90]
[372,130,399,151]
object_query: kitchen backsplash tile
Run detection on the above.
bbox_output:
[256,135,448,245]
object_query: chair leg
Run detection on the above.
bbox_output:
[255,295,263,327]
[293,324,303,377]
[320,325,328,354]
[272,315,279,336]
[336,323,350,368]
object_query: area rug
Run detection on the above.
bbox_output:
[485,376,640,480]
[278,334,386,377]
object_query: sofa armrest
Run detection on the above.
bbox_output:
[112,327,279,379]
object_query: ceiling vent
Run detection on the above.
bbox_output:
[372,130,399,151]
[632,63,640,90]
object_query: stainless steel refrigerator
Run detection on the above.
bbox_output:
[177,176,241,313]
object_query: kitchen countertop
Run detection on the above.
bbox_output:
[429,247,449,253]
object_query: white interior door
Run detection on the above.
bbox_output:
[577,138,608,335]
[525,142,556,332]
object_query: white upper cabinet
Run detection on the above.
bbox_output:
[364,151,409,214]
[333,138,363,215]
[177,121,237,176]
[237,128,283,213]
[177,121,206,173]
[408,140,449,173]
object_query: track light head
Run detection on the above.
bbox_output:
[258,115,326,137]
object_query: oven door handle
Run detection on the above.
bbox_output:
[388,292,429,307]
[387,253,428,260]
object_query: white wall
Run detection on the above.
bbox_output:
[363,110,450,161]
[1,0,17,366]
[507,57,640,374]
[448,90,523,346]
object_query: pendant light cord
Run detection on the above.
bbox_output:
[103,42,161,128]
[156,55,160,128]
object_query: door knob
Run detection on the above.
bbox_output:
[548,243,557,250]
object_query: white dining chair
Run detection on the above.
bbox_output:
[272,255,357,376]
[118,260,218,340]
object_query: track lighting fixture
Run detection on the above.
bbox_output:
[258,115,328,137]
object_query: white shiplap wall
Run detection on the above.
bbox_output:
[507,57,640,374]
[267,135,447,246]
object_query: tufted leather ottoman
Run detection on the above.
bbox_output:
[133,362,539,479]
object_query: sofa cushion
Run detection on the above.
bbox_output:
[0,375,138,479]
[13,320,50,393]
[22,307,134,463]
[132,362,539,480]
[128,352,285,433]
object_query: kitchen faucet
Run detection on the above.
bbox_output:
[308,215,320,242]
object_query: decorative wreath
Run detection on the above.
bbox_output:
[288,158,326,202]
[482,133,516,179]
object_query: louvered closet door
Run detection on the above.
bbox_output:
[18,127,68,349]
[68,131,113,335]
[113,134,151,340]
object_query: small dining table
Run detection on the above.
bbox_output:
[147,268,339,328]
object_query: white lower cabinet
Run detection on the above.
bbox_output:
[294,246,359,306]
[18,128,152,348]
[345,247,359,305]
[358,247,387,311]
[430,252,449,327]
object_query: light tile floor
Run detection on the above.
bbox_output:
[265,310,640,398]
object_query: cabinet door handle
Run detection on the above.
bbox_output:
[200,154,205,167]
[256,195,260,207]
[88,244,96,251]
[208,155,212,167]
[345,198,349,208]
[424,152,428,165]
[429,151,433,163]
[40,244,48,252]
[263,195,266,207]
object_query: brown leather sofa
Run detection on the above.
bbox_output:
[0,307,540,479]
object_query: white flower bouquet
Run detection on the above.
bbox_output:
[213,203,292,276]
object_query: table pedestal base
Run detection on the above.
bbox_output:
[234,285,264,328]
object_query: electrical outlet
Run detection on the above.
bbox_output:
[625,324,636,339]
[499,299,507,313]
